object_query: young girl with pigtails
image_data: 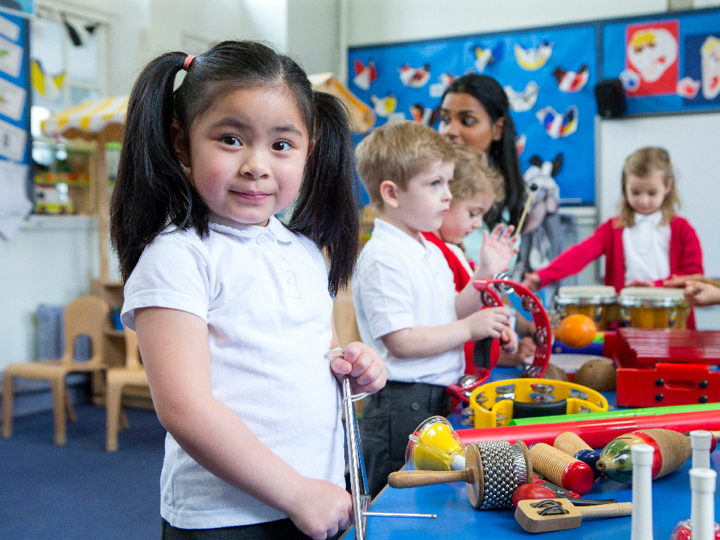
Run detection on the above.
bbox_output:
[111,41,386,540]
[522,147,703,327]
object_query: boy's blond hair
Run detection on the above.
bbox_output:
[616,146,679,228]
[356,121,456,209]
[450,146,505,206]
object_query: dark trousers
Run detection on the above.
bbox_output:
[359,381,451,499]
[161,518,312,540]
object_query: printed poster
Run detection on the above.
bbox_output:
[0,116,27,160]
[624,20,679,96]
[0,34,22,77]
[0,76,25,120]
[0,14,19,40]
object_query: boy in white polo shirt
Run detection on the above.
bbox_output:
[352,121,518,498]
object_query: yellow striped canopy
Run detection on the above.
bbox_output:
[41,96,128,142]
[41,74,374,141]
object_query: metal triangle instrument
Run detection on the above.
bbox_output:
[326,348,436,540]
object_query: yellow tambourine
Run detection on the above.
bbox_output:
[466,378,609,429]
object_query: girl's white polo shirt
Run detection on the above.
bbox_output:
[121,216,344,529]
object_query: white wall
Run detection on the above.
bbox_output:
[287,0,339,76]
[0,217,108,364]
[346,0,675,47]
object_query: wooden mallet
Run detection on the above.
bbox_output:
[515,498,632,533]
[389,443,486,508]
[514,183,539,237]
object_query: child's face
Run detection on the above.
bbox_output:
[391,159,454,237]
[624,169,671,216]
[438,92,503,154]
[173,86,311,227]
[440,190,495,244]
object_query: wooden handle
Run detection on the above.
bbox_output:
[516,498,631,533]
[514,183,538,237]
[579,502,633,519]
[388,468,478,489]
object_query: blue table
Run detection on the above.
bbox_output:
[343,367,720,539]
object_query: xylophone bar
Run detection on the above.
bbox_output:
[606,329,720,367]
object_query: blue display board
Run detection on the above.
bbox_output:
[602,8,720,115]
[0,10,29,165]
[349,25,599,205]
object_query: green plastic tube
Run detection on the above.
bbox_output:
[508,402,720,426]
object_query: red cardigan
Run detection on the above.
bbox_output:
[536,215,703,328]
[422,232,475,374]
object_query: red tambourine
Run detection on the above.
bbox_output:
[446,277,551,404]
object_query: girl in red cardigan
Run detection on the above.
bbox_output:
[522,147,703,327]
[423,147,534,371]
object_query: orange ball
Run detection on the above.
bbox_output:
[554,314,597,349]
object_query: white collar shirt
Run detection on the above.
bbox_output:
[121,215,343,529]
[352,218,464,386]
[623,210,671,284]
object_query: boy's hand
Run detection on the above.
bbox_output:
[329,342,387,395]
[521,272,541,291]
[475,224,518,279]
[286,477,353,539]
[684,280,720,307]
[499,326,518,354]
[464,306,511,341]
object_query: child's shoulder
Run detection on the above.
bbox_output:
[148,225,207,253]
[355,227,446,283]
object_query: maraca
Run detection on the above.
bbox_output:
[392,439,532,510]
[596,428,692,483]
[554,314,597,349]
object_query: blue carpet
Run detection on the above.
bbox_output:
[0,404,166,540]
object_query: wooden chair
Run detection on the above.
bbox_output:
[105,327,150,452]
[2,296,110,446]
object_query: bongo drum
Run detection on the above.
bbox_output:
[618,287,690,329]
[555,286,617,331]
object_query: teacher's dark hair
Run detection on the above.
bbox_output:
[442,74,525,228]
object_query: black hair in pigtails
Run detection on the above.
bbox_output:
[111,52,208,282]
[112,40,360,292]
[288,91,359,297]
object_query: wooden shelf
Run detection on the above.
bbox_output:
[91,278,153,410]
[34,172,91,186]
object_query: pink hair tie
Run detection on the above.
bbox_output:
[183,55,196,71]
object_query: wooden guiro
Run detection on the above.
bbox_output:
[529,442,595,495]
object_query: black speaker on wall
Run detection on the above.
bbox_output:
[594,79,626,118]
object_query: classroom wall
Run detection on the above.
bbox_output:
[345,0,720,46]
[4,0,720,375]
[107,0,339,97]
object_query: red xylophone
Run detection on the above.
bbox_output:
[605,328,720,407]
